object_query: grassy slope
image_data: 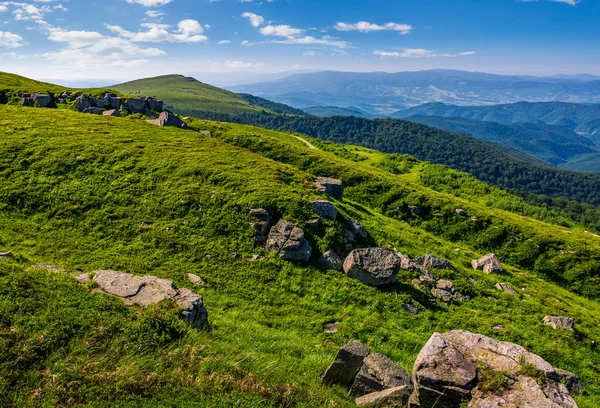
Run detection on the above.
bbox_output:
[113,75,262,114]
[0,72,122,99]
[0,106,599,406]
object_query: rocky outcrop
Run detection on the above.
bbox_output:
[410,330,577,408]
[323,340,370,387]
[414,254,454,270]
[472,253,504,274]
[542,316,575,331]
[431,279,470,303]
[74,94,163,115]
[343,248,404,286]
[310,200,337,221]
[92,270,210,331]
[146,111,188,128]
[266,219,312,262]
[83,107,102,115]
[249,208,271,245]
[495,282,517,295]
[319,250,343,271]
[127,98,146,113]
[315,177,344,200]
[21,93,51,107]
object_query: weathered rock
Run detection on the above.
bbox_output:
[414,254,454,270]
[350,353,412,397]
[199,130,212,137]
[468,375,577,408]
[323,340,370,387]
[249,208,271,244]
[456,208,467,217]
[147,98,164,111]
[472,253,504,274]
[555,368,582,395]
[492,324,505,331]
[403,303,420,315]
[310,200,337,221]
[319,250,343,271]
[75,96,92,111]
[343,230,356,243]
[102,109,121,117]
[187,273,206,285]
[355,386,412,407]
[95,96,110,109]
[31,94,52,107]
[306,218,320,229]
[495,282,517,295]
[542,316,575,332]
[412,332,477,408]
[348,220,368,240]
[248,255,265,262]
[92,270,210,331]
[430,279,470,303]
[109,97,121,109]
[315,177,344,200]
[266,219,312,262]
[396,252,416,271]
[419,270,436,282]
[146,111,188,128]
[0,251,12,258]
[82,107,102,115]
[343,248,403,287]
[323,322,338,333]
[127,98,146,113]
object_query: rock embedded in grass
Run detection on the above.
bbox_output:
[555,368,583,395]
[146,111,188,129]
[319,249,343,271]
[542,316,575,331]
[472,253,504,274]
[496,282,517,295]
[322,340,370,387]
[310,200,338,221]
[348,219,368,239]
[343,248,404,287]
[314,177,344,200]
[349,353,412,397]
[414,254,454,270]
[265,219,312,262]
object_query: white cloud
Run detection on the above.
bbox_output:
[217,40,231,44]
[222,59,264,69]
[272,35,351,49]
[241,12,264,27]
[374,49,475,58]
[106,19,208,43]
[0,5,7,12]
[259,24,303,37]
[334,21,412,34]
[0,30,24,48]
[48,28,104,48]
[125,0,172,6]
[145,10,165,18]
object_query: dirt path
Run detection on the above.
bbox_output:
[293,135,316,150]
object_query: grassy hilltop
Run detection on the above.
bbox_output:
[0,105,600,407]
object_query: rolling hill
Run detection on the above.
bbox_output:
[231,70,600,116]
[405,115,598,166]
[1,104,600,406]
[302,105,372,118]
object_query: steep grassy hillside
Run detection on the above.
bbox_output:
[1,105,600,407]
[406,115,597,166]
[113,75,264,115]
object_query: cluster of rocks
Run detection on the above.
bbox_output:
[472,253,504,274]
[323,341,413,407]
[324,330,581,407]
[75,93,164,116]
[20,93,52,107]
[411,256,470,304]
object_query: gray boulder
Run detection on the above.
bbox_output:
[343,248,403,287]
[32,94,52,107]
[495,282,517,295]
[109,97,121,109]
[266,219,312,262]
[414,254,454,270]
[319,250,343,271]
[102,109,121,117]
[310,200,337,221]
[542,316,575,332]
[348,219,368,239]
[315,177,344,200]
[555,368,582,395]
[95,96,110,108]
[472,253,504,274]
[147,98,164,111]
[249,208,271,244]
[355,386,411,407]
[127,98,147,113]
[146,111,188,129]
[323,340,370,387]
[83,107,102,115]
[75,96,92,111]
[349,353,412,397]
[92,270,210,331]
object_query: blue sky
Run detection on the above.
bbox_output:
[0,0,598,85]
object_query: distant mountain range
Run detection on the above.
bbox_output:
[231,69,600,116]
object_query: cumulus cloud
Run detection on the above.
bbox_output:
[48,28,105,48]
[241,12,264,27]
[106,19,208,43]
[259,24,303,37]
[217,40,231,44]
[272,35,350,48]
[125,0,172,6]
[334,21,412,34]
[374,49,475,58]
[0,30,24,48]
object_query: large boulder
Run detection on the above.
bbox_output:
[323,340,370,387]
[92,270,210,331]
[343,248,403,286]
[146,111,188,129]
[83,107,102,115]
[414,254,454,270]
[32,94,51,107]
[109,97,121,109]
[127,98,147,113]
[410,330,577,408]
[314,177,344,200]
[266,219,312,262]
[349,353,412,397]
[95,96,111,109]
[472,253,504,274]
[147,98,164,111]
[542,316,575,332]
[75,96,92,111]
[319,250,343,271]
[310,200,337,221]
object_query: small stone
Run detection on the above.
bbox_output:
[348,220,368,239]
[495,282,517,295]
[472,253,504,275]
[403,303,420,315]
[542,316,575,331]
[323,322,338,333]
[492,324,505,331]
[319,250,344,271]
[0,252,13,258]
[140,222,154,228]
[199,130,212,137]
[248,255,265,262]
[414,254,454,270]
[408,205,421,216]
[455,208,467,216]
[187,273,206,285]
[555,368,582,395]
[343,248,404,287]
